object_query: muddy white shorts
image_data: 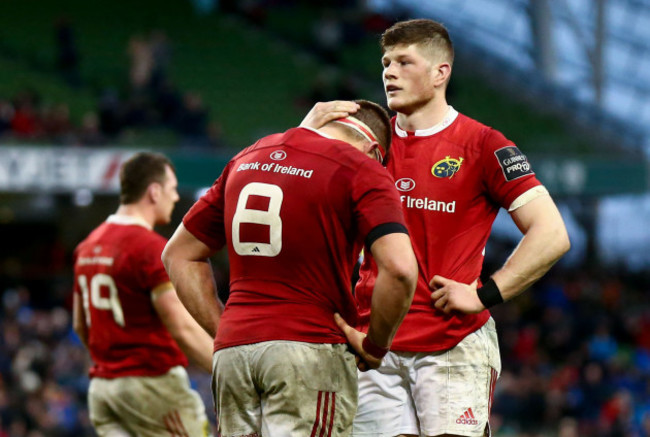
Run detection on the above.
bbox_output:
[88,366,210,437]
[212,341,358,437]
[352,318,501,437]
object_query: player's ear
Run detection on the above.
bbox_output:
[148,182,162,202]
[367,141,383,163]
[433,62,451,87]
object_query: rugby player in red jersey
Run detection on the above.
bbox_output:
[162,100,418,437]
[301,19,570,437]
[72,152,213,436]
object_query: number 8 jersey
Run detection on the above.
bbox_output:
[73,215,187,378]
[183,127,406,352]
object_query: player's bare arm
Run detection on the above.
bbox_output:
[336,232,417,370]
[152,282,214,372]
[490,193,570,299]
[72,292,89,348]
[430,194,570,313]
[299,100,360,129]
[162,223,223,338]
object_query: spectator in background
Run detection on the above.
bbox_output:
[11,92,42,139]
[153,79,183,125]
[72,153,213,436]
[175,92,210,148]
[97,88,123,139]
[54,17,80,87]
[149,30,172,93]
[42,104,74,144]
[0,99,14,137]
[76,112,106,146]
[127,35,153,94]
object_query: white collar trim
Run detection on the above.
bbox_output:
[300,126,334,139]
[106,214,152,230]
[395,106,459,138]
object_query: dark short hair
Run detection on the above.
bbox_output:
[119,152,175,204]
[349,99,392,156]
[381,19,454,65]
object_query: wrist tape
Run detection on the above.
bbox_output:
[477,278,504,309]
[362,336,389,359]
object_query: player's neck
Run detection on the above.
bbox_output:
[114,204,155,229]
[395,98,449,132]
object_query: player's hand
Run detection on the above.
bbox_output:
[429,275,484,314]
[334,313,383,371]
[299,101,360,129]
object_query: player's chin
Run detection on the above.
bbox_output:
[386,97,407,113]
[159,214,173,226]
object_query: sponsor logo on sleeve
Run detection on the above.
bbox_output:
[432,156,464,179]
[395,178,416,192]
[494,146,534,181]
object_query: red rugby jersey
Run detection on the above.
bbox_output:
[73,215,187,378]
[183,127,406,351]
[356,108,542,352]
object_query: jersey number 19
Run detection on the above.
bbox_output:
[77,273,125,327]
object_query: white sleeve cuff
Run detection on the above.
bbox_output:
[507,186,550,212]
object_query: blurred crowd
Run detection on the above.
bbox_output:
[0,2,400,150]
[1,24,224,149]
[490,268,650,436]
[0,91,104,147]
[1,237,650,436]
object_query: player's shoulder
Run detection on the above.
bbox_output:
[74,222,107,253]
[453,112,512,150]
[116,227,167,267]
[453,112,493,136]
[128,225,167,247]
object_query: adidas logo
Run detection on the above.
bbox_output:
[252,247,260,253]
[455,407,478,425]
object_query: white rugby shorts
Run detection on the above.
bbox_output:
[353,317,501,437]
[212,340,358,437]
[89,366,210,437]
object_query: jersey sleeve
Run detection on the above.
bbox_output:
[182,161,233,250]
[481,128,542,208]
[351,160,407,244]
[138,235,171,291]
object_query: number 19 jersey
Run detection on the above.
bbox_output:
[73,216,187,378]
[183,127,406,351]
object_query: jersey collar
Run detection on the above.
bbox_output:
[395,106,459,138]
[106,214,152,230]
[300,126,334,139]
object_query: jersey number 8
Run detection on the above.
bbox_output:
[232,182,283,257]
